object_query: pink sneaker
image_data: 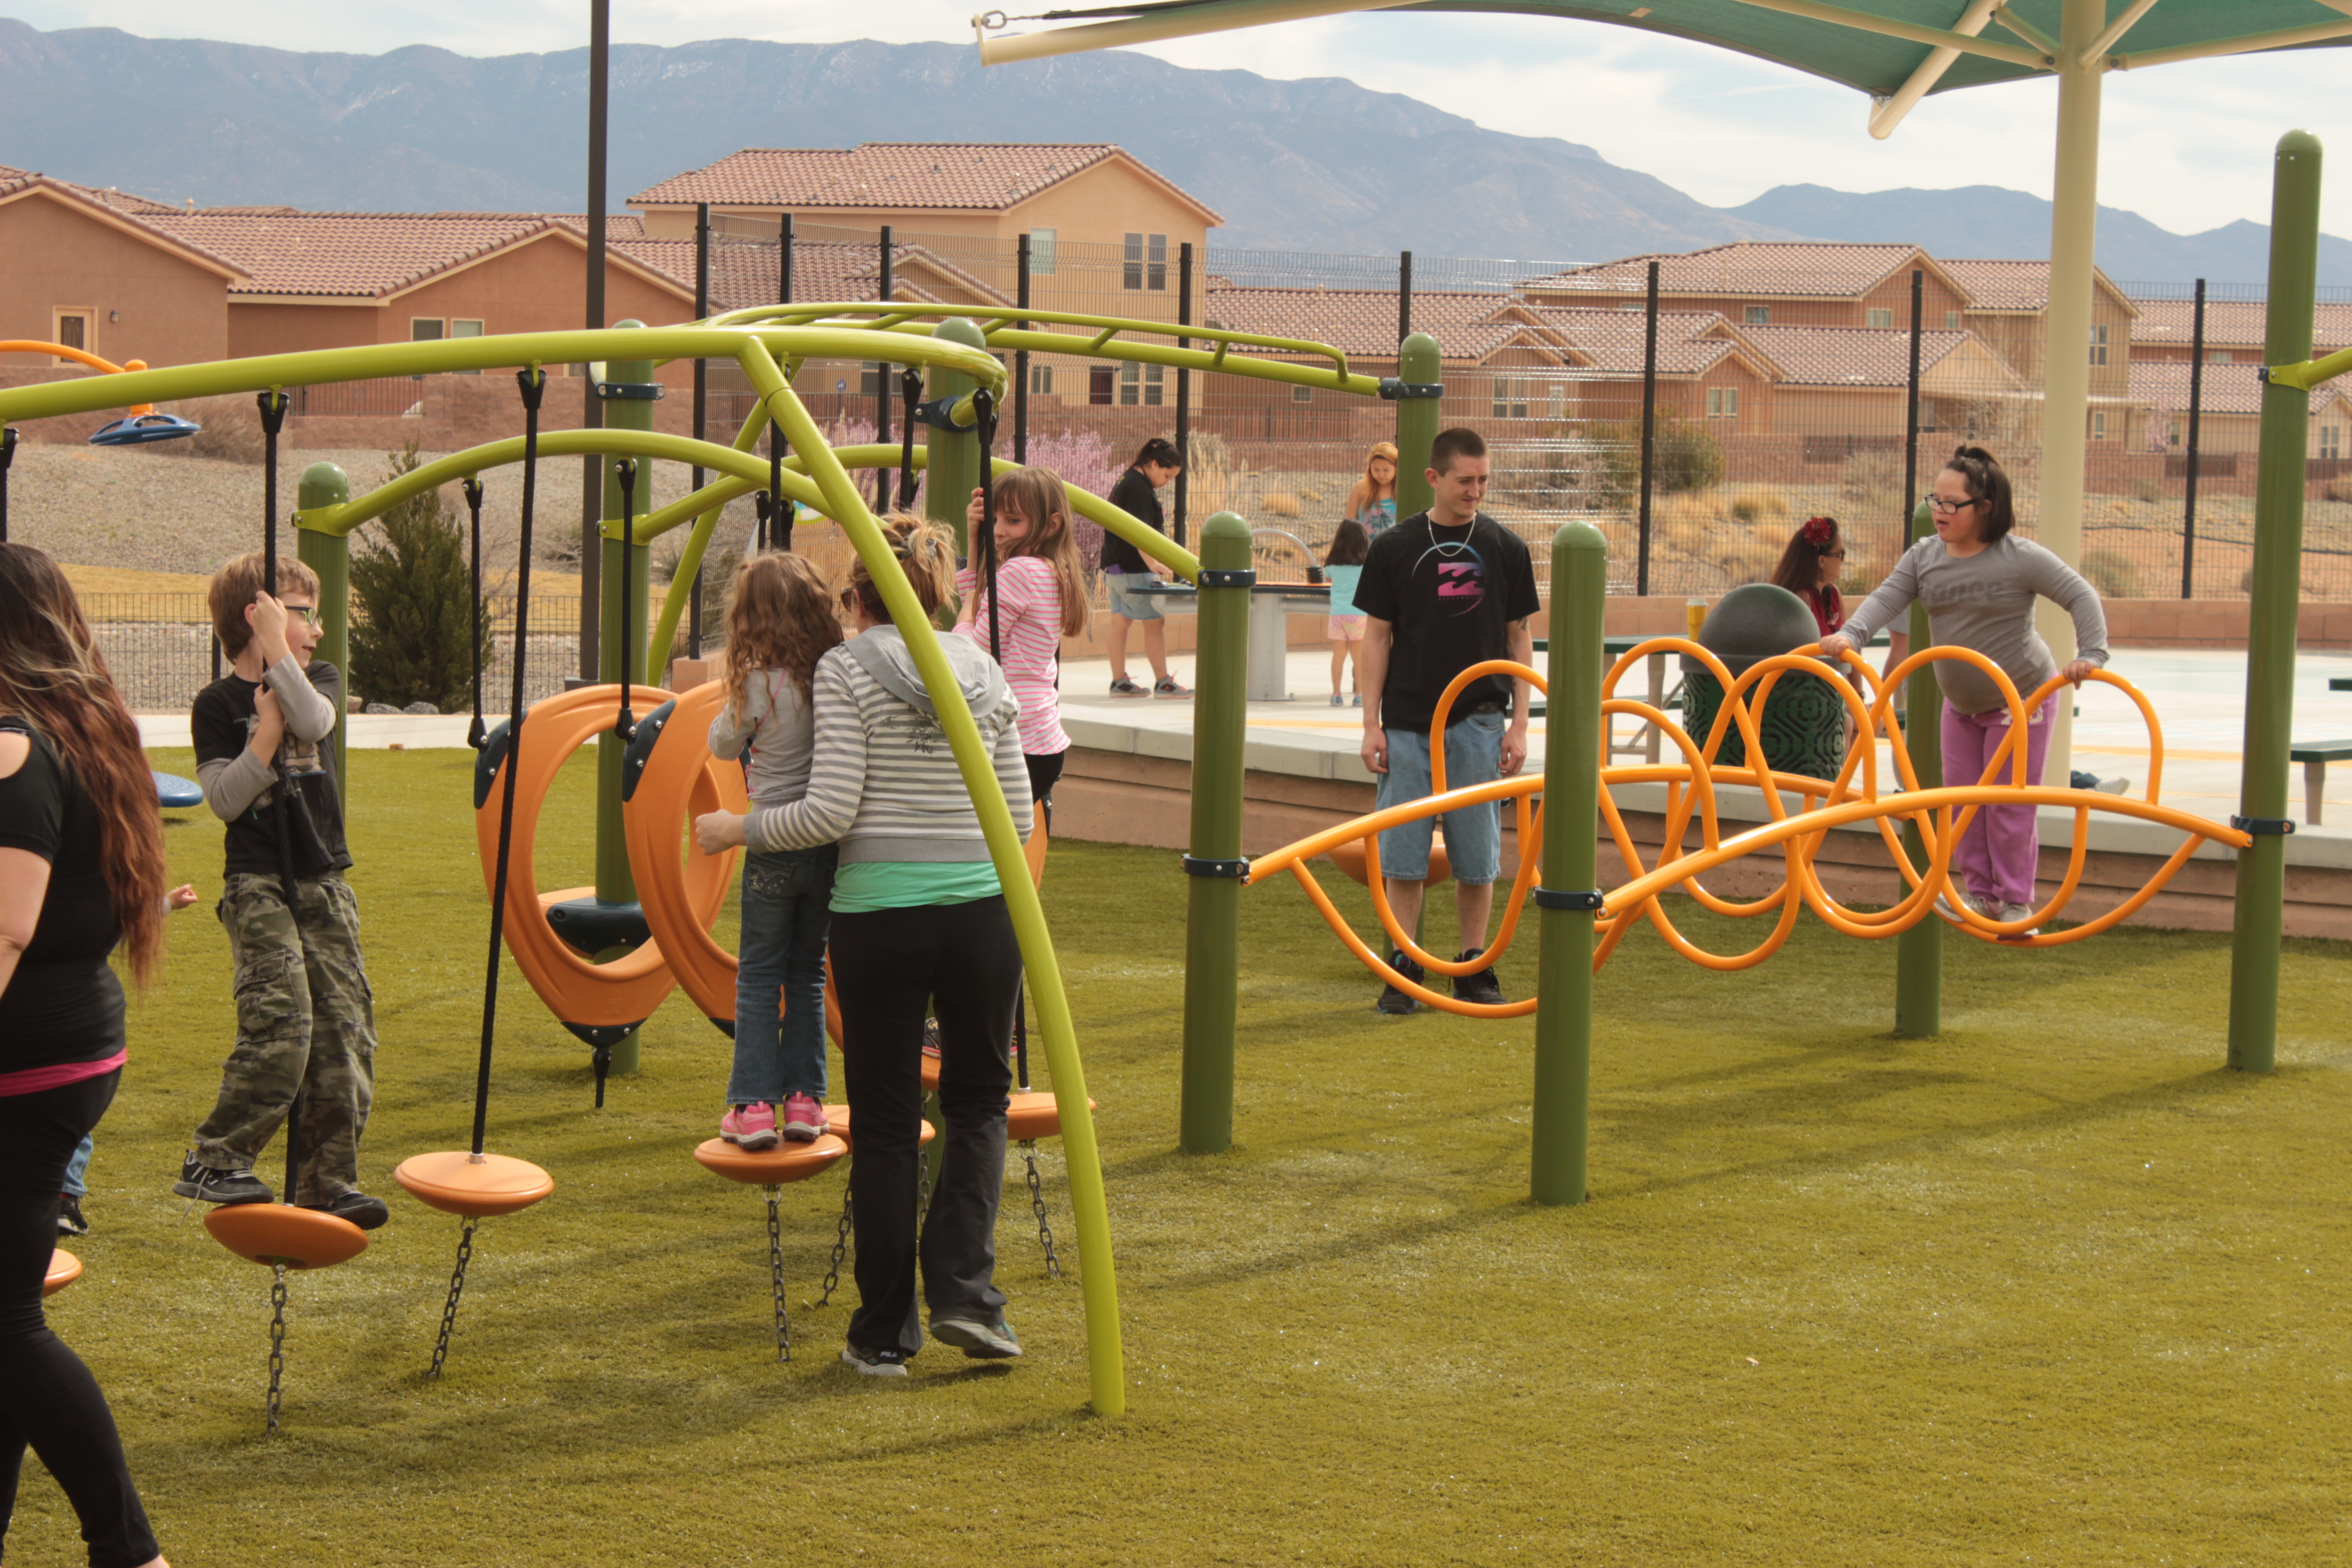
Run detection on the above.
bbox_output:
[782,1093,827,1143]
[721,1102,779,1152]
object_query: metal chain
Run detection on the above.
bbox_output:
[266,1264,289,1434]
[918,1159,932,1221]
[1023,1142,1063,1279]
[428,1218,477,1380]
[816,1184,852,1308]
[764,1187,791,1362]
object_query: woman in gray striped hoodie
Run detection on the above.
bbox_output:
[696,514,1033,1376]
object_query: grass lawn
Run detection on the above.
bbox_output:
[14,746,2352,1565]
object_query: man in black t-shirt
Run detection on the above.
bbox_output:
[177,550,384,1229]
[1355,427,1541,1014]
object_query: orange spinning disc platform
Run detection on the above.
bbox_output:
[692,1132,850,1185]
[475,683,732,1031]
[394,1151,556,1218]
[44,1249,81,1297]
[819,1104,939,1150]
[202,1204,369,1270]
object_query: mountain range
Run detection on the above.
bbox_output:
[0,18,2342,285]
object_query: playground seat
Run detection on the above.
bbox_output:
[2289,739,2352,824]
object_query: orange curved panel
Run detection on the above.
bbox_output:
[202,1203,369,1270]
[1325,833,1448,889]
[692,1132,849,1185]
[1006,1090,1095,1143]
[393,1151,555,1218]
[823,1103,937,1151]
[44,1248,82,1297]
[477,683,686,1029]
[619,680,751,1023]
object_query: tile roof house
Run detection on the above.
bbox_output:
[1522,243,1974,333]
[0,167,247,368]
[2129,297,2352,366]
[1936,259,2139,398]
[2126,357,2352,460]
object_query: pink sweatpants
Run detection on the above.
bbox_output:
[1941,692,2056,908]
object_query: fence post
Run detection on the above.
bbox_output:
[1014,231,1031,465]
[2228,131,2322,1075]
[1637,260,1661,598]
[927,318,985,558]
[690,202,709,661]
[1175,241,1194,546]
[1398,250,1413,343]
[1179,510,1253,1154]
[1894,500,1942,1038]
[1394,333,1441,520]
[295,462,352,810]
[579,0,609,685]
[876,225,894,511]
[2183,278,2207,599]
[1531,519,1606,1206]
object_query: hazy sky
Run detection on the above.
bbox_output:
[12,1,2348,235]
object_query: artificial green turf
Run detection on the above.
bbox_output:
[13,747,2351,1565]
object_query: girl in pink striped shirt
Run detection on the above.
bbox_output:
[959,467,1090,820]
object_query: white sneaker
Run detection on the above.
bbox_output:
[1994,901,2040,937]
[2094,776,2131,795]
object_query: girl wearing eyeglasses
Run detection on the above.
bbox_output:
[1817,446,2108,935]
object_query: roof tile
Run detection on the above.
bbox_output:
[629,144,1219,222]
[1524,242,1930,301]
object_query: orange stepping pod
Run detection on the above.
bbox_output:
[818,1104,938,1152]
[394,1151,556,1218]
[44,1248,82,1297]
[692,1132,850,1185]
[202,1204,369,1271]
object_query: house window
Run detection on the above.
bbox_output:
[1089,366,1114,406]
[1292,384,1313,404]
[411,318,446,342]
[1118,362,1165,406]
[1490,378,1528,420]
[1030,365,1054,396]
[53,309,91,358]
[1945,311,1961,329]
[451,318,484,375]
[1029,228,1058,276]
[1550,383,1568,420]
[1708,387,1740,419]
[1866,308,1894,328]
[1744,306,1770,325]
[2089,410,2107,440]
[2322,427,2343,460]
[2207,349,2232,364]
[1123,233,1143,290]
[1149,234,1168,292]
[2167,419,2180,447]
[859,369,882,398]
[2089,323,2110,366]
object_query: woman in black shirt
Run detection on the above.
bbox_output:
[0,544,170,1568]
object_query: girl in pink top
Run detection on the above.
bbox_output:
[959,467,1091,820]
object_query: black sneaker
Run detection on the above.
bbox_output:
[302,1191,390,1231]
[840,1345,911,1377]
[56,1194,88,1237]
[1152,676,1193,699]
[1108,676,1149,698]
[172,1156,272,1206]
[931,1316,1023,1360]
[1453,949,1506,1007]
[1376,949,1425,1015]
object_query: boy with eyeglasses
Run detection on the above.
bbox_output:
[176,552,385,1228]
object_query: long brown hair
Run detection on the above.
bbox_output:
[977,466,1090,637]
[845,512,956,627]
[722,551,843,711]
[0,544,168,985]
[1772,515,1843,598]
[1343,441,1399,519]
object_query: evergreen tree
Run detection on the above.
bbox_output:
[349,441,483,712]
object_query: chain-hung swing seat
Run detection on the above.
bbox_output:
[395,367,558,1381]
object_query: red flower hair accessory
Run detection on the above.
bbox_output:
[1801,516,1837,546]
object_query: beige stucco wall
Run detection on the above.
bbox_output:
[0,191,230,367]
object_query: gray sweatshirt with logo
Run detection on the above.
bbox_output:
[1839,534,2110,714]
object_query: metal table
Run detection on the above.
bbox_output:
[1125,580,1330,702]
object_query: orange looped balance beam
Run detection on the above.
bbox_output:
[1248,641,2250,1012]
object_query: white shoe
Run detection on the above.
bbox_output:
[2094,776,2130,794]
[1994,901,2040,937]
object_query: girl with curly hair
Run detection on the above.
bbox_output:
[706,550,846,1148]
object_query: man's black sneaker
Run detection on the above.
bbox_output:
[1376,949,1425,1015]
[840,1345,911,1377]
[172,1157,272,1206]
[302,1191,390,1231]
[931,1316,1023,1359]
[56,1194,88,1237]
[1453,949,1506,1007]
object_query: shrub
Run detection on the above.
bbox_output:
[1592,414,1725,506]
[1726,487,1790,524]
[2131,475,2164,505]
[1260,491,1303,518]
[146,394,267,464]
[2079,548,2141,600]
[349,441,485,712]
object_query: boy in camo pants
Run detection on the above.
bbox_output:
[174,551,386,1230]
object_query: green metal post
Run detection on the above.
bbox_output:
[1179,510,1253,1154]
[294,461,352,811]
[2228,130,2323,1075]
[926,318,986,556]
[1894,499,1942,1039]
[1394,333,1441,522]
[1531,520,1606,1206]
[596,323,654,1076]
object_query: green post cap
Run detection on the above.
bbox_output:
[2278,129,2323,159]
[933,316,987,350]
[298,462,349,510]
[1552,518,1608,554]
[1200,509,1250,545]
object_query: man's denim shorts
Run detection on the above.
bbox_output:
[1103,570,1164,622]
[1373,709,1505,885]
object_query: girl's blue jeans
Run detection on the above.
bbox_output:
[729,844,838,1106]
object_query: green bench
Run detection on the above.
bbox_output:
[2332,676,2352,692]
[2291,740,2352,825]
